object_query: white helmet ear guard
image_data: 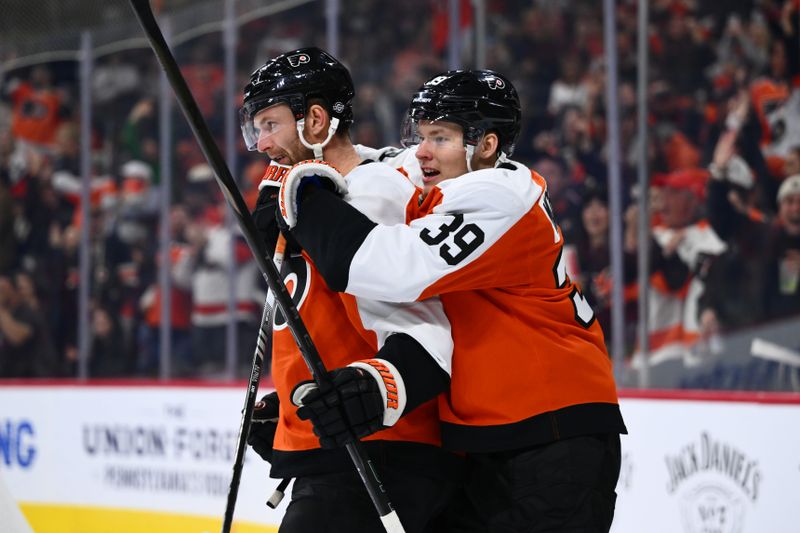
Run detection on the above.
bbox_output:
[465,144,476,172]
[495,151,511,167]
[296,117,340,160]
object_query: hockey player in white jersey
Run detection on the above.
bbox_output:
[277,69,626,532]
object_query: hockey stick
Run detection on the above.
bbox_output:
[266,477,292,509]
[128,2,405,532]
[222,236,285,533]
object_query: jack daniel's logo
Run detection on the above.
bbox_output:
[665,432,762,533]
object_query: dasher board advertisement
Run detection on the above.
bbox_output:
[2,384,799,532]
[0,383,284,533]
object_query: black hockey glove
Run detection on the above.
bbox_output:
[292,359,406,449]
[246,391,280,462]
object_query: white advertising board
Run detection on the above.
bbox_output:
[612,394,800,533]
[0,384,285,532]
[1,385,798,532]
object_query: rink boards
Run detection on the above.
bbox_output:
[0,382,283,533]
[1,383,799,532]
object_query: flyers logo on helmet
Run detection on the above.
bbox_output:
[485,77,506,90]
[287,53,310,68]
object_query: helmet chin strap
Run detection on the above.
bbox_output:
[465,135,508,172]
[297,117,340,160]
[465,144,476,173]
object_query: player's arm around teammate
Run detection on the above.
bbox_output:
[279,70,627,533]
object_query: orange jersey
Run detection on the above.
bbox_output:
[268,161,454,477]
[295,160,626,453]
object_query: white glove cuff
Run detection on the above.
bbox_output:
[258,162,291,191]
[291,382,318,407]
[349,358,407,427]
[279,160,348,228]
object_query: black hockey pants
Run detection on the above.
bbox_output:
[433,433,622,533]
[278,464,457,533]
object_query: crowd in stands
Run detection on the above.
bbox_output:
[1,0,799,388]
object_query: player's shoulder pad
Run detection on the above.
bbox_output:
[354,144,423,187]
[344,162,417,225]
[347,161,416,197]
[435,159,543,216]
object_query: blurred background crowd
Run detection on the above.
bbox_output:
[1,0,799,390]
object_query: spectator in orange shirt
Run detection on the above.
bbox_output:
[5,66,69,150]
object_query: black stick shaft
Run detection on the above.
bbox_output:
[224,239,284,530]
[127,2,402,531]
[128,0,323,382]
[223,293,273,532]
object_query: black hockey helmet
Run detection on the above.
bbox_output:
[240,47,355,151]
[402,69,521,156]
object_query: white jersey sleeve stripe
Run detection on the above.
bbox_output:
[346,163,542,302]
[343,162,454,374]
[355,298,453,376]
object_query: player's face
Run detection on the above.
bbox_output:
[414,121,469,194]
[253,104,312,165]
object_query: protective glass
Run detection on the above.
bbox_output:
[239,94,304,151]
[400,116,472,154]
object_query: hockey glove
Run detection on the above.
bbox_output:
[277,159,348,229]
[254,162,305,254]
[253,162,291,253]
[258,160,291,191]
[246,391,280,463]
[292,359,407,449]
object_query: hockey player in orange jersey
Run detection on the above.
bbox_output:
[278,70,628,532]
[240,48,462,532]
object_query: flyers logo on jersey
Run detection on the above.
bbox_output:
[485,77,506,90]
[274,256,312,330]
[287,53,310,68]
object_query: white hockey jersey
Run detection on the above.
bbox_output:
[354,144,422,187]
